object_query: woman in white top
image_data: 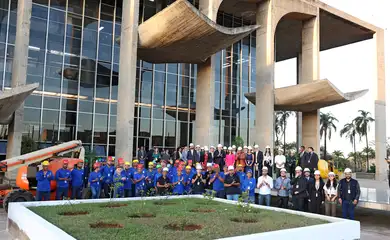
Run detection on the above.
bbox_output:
[263,146,273,177]
[323,172,338,216]
[274,150,286,177]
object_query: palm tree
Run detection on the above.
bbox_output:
[340,121,358,171]
[274,112,283,149]
[354,110,375,172]
[320,112,339,160]
[278,111,294,155]
[332,150,346,169]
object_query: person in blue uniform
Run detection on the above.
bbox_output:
[113,166,126,198]
[55,159,71,200]
[235,164,246,193]
[242,169,256,203]
[145,162,156,196]
[36,161,54,201]
[133,164,146,196]
[89,163,102,199]
[101,157,115,198]
[210,164,225,198]
[123,162,132,197]
[184,165,194,194]
[71,161,84,199]
[130,160,138,197]
[154,165,163,191]
[172,169,185,195]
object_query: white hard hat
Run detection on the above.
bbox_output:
[196,145,200,148]
[262,166,268,171]
[228,147,232,150]
[163,167,169,172]
[232,145,236,149]
[328,172,335,176]
[248,146,252,150]
[304,168,310,172]
[238,147,242,151]
[314,170,321,175]
[204,146,209,151]
[223,146,227,150]
[189,143,194,147]
[228,166,234,171]
[265,145,270,149]
[217,144,223,148]
[200,146,204,149]
[280,168,287,172]
[244,146,248,149]
[206,163,213,167]
[254,145,259,148]
[210,146,215,149]
[295,166,302,171]
[196,165,202,170]
[344,168,352,174]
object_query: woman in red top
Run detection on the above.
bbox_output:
[225,147,235,167]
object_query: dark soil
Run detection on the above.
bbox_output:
[129,213,156,218]
[230,217,258,223]
[153,201,176,206]
[195,201,217,205]
[190,208,216,213]
[90,222,123,229]
[165,224,203,231]
[59,211,89,216]
[100,203,128,208]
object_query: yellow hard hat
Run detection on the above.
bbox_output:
[133,159,139,163]
[148,162,154,166]
[42,161,50,166]
[125,161,131,165]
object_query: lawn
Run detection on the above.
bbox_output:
[29,198,328,240]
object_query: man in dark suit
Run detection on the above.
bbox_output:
[214,144,225,171]
[187,143,200,163]
[253,145,263,179]
[137,146,146,162]
[307,147,319,173]
[298,146,309,168]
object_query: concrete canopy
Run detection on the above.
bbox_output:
[118,0,259,63]
[244,79,368,112]
[0,83,39,125]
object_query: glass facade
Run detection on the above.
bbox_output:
[0,0,257,157]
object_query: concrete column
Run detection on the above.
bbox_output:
[115,0,140,161]
[299,14,321,153]
[296,54,302,149]
[195,0,222,146]
[373,30,387,181]
[6,0,33,159]
[255,0,275,150]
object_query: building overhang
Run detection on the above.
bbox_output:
[244,79,368,112]
[118,0,259,63]
[0,83,39,125]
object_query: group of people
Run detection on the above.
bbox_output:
[35,143,361,220]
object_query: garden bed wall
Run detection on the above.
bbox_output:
[7,196,360,240]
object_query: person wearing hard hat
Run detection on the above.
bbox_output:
[308,170,325,214]
[231,145,237,155]
[257,166,273,206]
[245,146,254,173]
[275,168,291,208]
[156,167,171,195]
[204,163,214,194]
[210,164,225,198]
[123,162,132,197]
[55,159,71,200]
[242,169,256,203]
[70,161,84,199]
[224,166,241,201]
[36,161,54,201]
[338,168,361,220]
[225,147,235,168]
[113,165,126,198]
[303,168,313,212]
[236,147,246,168]
[184,165,194,194]
[253,145,263,180]
[323,172,338,216]
[146,162,157,196]
[133,164,146,196]
[208,146,215,163]
[192,165,206,194]
[130,160,139,197]
[263,146,273,178]
[291,166,307,211]
[275,150,286,178]
[235,164,246,192]
[117,158,125,168]
[89,163,103,199]
[214,144,225,171]
[101,156,115,198]
[172,168,185,195]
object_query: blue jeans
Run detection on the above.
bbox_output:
[56,187,69,200]
[71,185,83,199]
[227,194,239,201]
[259,194,271,206]
[342,200,356,220]
[36,191,50,201]
[248,195,255,203]
[91,187,100,199]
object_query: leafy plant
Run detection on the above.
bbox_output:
[202,190,216,205]
[236,191,253,222]
[21,135,38,154]
[232,136,244,148]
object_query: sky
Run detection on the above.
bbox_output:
[274,0,390,156]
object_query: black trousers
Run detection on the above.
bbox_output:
[289,165,295,179]
[292,196,304,211]
[310,197,323,214]
[279,196,289,208]
[304,198,309,212]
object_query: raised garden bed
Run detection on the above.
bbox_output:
[7,196,361,240]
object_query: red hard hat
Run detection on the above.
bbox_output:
[137,164,144,169]
[118,158,124,164]
[93,163,100,169]
[107,156,113,161]
[63,159,69,164]
[213,164,219,169]
[175,160,180,163]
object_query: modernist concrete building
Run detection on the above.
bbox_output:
[0,0,386,179]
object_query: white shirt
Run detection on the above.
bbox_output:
[323,182,338,196]
[257,175,274,195]
[275,155,286,169]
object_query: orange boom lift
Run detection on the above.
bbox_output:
[0,140,85,211]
